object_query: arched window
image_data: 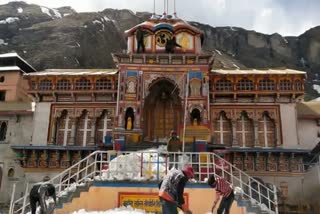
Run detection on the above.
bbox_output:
[7,168,14,178]
[259,79,275,91]
[236,111,254,147]
[258,112,275,147]
[295,80,302,91]
[214,112,232,146]
[30,80,37,90]
[76,110,92,146]
[0,76,4,83]
[56,110,71,146]
[125,107,134,130]
[57,79,71,90]
[95,78,112,90]
[190,108,201,125]
[0,121,7,141]
[215,79,233,91]
[75,78,91,90]
[237,79,253,91]
[96,110,113,144]
[279,80,291,90]
[39,79,52,90]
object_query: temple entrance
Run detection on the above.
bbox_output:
[144,79,182,141]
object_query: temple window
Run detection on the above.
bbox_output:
[215,79,232,91]
[258,112,276,147]
[237,79,253,91]
[213,111,232,146]
[76,110,92,146]
[57,79,71,90]
[75,78,91,90]
[236,111,254,147]
[95,78,112,90]
[39,79,53,90]
[295,80,302,90]
[279,79,292,90]
[125,107,134,130]
[259,79,275,91]
[30,80,37,90]
[0,121,7,141]
[56,110,71,146]
[190,108,201,125]
[96,110,113,144]
[209,80,213,91]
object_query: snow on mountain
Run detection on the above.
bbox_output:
[0,17,19,24]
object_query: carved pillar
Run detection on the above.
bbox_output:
[50,118,57,145]
[90,117,97,145]
[244,153,254,171]
[278,153,289,172]
[274,121,281,147]
[231,119,238,147]
[69,117,77,145]
[267,153,277,172]
[255,153,266,172]
[253,120,260,147]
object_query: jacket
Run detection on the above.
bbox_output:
[158,169,188,209]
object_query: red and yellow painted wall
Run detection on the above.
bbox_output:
[55,182,247,214]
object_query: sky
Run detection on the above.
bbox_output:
[1,0,320,36]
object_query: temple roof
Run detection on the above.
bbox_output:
[211,69,306,75]
[0,52,37,73]
[297,101,320,119]
[25,69,118,76]
[125,18,203,36]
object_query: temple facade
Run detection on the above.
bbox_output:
[0,16,319,212]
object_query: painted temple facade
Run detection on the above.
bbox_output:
[0,16,319,210]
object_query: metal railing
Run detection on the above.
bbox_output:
[9,150,278,214]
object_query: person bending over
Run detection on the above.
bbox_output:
[208,175,234,214]
[29,182,56,214]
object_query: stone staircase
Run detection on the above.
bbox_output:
[55,183,92,210]
[9,151,278,214]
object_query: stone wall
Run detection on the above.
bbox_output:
[31,102,51,146]
[279,104,299,148]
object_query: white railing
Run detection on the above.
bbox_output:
[9,150,278,214]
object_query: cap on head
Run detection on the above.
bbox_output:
[182,165,194,178]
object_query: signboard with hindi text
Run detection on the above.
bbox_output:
[118,192,188,213]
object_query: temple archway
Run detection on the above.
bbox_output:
[143,78,182,141]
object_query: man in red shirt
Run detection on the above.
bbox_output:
[208,175,234,214]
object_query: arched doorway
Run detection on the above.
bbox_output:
[144,79,182,141]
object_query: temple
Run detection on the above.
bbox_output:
[0,11,319,213]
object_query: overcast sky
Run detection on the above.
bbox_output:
[1,0,319,36]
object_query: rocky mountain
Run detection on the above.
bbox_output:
[0,1,319,99]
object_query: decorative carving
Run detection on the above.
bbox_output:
[27,150,37,168]
[126,79,137,93]
[61,152,70,168]
[290,154,302,172]
[49,151,59,168]
[267,153,277,172]
[71,151,81,165]
[278,153,289,172]
[255,153,266,171]
[233,153,243,170]
[38,151,48,168]
[244,153,254,171]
